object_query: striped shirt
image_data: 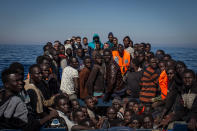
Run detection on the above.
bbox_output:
[139,66,159,104]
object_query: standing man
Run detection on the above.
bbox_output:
[103,49,125,101]
[60,57,79,100]
[82,37,90,56]
[106,32,114,49]
[112,44,131,76]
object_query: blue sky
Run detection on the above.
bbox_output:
[0,0,197,47]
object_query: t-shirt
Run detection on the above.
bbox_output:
[60,66,78,95]
[57,110,76,131]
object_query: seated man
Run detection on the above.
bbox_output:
[159,69,197,130]
[0,68,58,131]
[51,95,93,131]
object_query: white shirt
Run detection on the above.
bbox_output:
[125,47,134,58]
[60,66,78,95]
[57,110,76,131]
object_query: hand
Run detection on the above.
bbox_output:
[126,89,132,95]
[188,118,196,130]
[48,107,58,118]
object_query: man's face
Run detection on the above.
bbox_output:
[76,38,81,44]
[113,38,118,46]
[138,44,144,52]
[95,57,102,65]
[107,108,116,121]
[86,98,94,109]
[123,38,129,48]
[53,43,59,51]
[112,102,120,111]
[76,111,85,123]
[77,49,83,58]
[143,117,153,129]
[52,50,59,62]
[31,67,42,83]
[103,51,111,63]
[60,46,65,55]
[118,44,124,54]
[57,99,69,114]
[95,43,101,50]
[167,69,175,81]
[72,100,80,110]
[124,111,132,124]
[132,119,140,128]
[176,64,185,74]
[94,37,99,43]
[84,58,92,69]
[71,58,79,69]
[40,65,50,79]
[6,73,23,94]
[83,38,88,45]
[145,45,151,52]
[138,54,145,63]
[183,72,194,86]
[159,62,166,72]
[108,35,113,42]
[150,58,158,69]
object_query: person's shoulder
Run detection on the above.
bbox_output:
[9,96,24,105]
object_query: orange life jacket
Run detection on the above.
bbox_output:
[159,70,168,100]
[112,50,131,75]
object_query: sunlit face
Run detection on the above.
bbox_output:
[86,98,94,109]
[84,58,91,69]
[40,64,50,79]
[57,99,69,114]
[6,73,23,94]
[30,67,42,83]
[71,58,79,69]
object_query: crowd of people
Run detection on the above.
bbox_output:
[0,32,197,131]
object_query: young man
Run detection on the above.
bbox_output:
[24,64,56,117]
[139,57,159,105]
[112,44,131,75]
[123,36,134,58]
[60,57,79,100]
[159,69,197,130]
[103,49,125,101]
[86,53,104,97]
[82,37,90,56]
[79,56,92,99]
[106,32,114,49]
[76,48,85,70]
[53,95,91,131]
[0,68,58,131]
